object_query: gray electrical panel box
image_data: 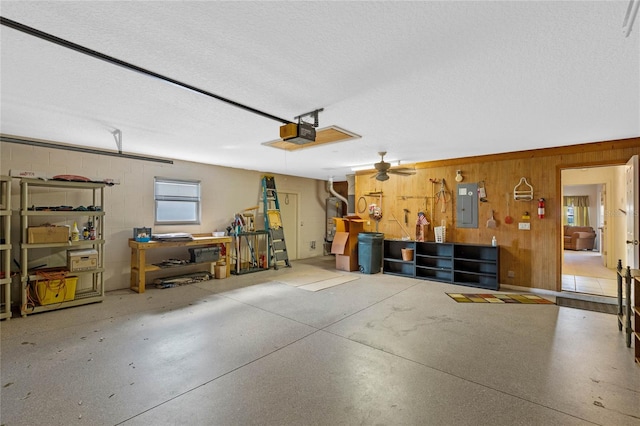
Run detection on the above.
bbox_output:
[456,183,478,228]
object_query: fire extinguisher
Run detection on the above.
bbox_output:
[538,198,545,219]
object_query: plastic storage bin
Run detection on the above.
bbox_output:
[34,276,78,305]
[358,232,384,274]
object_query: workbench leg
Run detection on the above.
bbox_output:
[130,247,146,293]
[225,242,231,277]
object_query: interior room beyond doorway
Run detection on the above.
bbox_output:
[561,165,625,298]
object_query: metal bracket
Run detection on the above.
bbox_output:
[111,129,122,154]
[294,108,324,127]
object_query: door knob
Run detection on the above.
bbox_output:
[626,240,639,245]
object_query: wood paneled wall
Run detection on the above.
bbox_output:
[355,138,640,290]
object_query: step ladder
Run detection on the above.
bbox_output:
[261,175,291,269]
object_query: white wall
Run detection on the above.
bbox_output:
[1,142,330,291]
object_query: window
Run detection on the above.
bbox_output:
[566,206,574,225]
[154,177,201,225]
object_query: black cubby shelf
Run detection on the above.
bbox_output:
[415,242,454,283]
[383,240,415,278]
[383,240,499,290]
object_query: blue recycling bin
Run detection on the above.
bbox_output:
[358,232,384,274]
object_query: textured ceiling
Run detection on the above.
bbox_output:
[1,1,638,180]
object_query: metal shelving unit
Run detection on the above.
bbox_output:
[1,176,12,320]
[19,178,106,316]
[232,230,269,275]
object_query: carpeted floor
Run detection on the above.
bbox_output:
[562,250,614,278]
[447,293,554,304]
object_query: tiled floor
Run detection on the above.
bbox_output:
[561,250,618,297]
[1,256,638,425]
[561,274,618,297]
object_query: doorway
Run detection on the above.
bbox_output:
[278,191,298,261]
[561,165,626,297]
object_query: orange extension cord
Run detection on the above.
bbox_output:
[23,270,69,312]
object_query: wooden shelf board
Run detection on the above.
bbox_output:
[24,294,103,315]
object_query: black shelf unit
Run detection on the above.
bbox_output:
[383,240,499,290]
[415,242,453,283]
[453,244,499,290]
[382,240,415,277]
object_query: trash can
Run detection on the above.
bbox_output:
[358,232,384,274]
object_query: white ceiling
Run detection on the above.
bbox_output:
[1,1,639,180]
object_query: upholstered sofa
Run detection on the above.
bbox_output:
[563,225,596,250]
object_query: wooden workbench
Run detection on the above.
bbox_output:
[128,234,232,293]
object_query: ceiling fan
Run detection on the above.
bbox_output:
[372,151,416,181]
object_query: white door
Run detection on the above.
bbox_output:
[279,192,298,260]
[625,155,639,268]
[599,184,606,263]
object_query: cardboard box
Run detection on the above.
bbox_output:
[28,226,69,244]
[330,232,349,255]
[34,276,77,305]
[67,249,98,272]
[335,254,354,272]
[214,264,227,279]
[331,216,365,271]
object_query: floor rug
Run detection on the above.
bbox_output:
[297,275,360,292]
[276,270,343,287]
[276,270,360,292]
[447,293,554,304]
[556,297,617,314]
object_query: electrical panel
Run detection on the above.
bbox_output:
[456,183,478,228]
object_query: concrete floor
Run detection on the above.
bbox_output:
[1,256,638,426]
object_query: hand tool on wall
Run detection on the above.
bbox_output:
[429,178,439,222]
[389,213,412,240]
[435,179,450,213]
[505,193,513,224]
[478,180,488,202]
[403,208,410,225]
[487,210,497,228]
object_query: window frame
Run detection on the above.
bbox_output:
[154,177,201,225]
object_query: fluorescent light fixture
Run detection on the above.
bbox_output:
[351,160,400,172]
[351,165,374,172]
